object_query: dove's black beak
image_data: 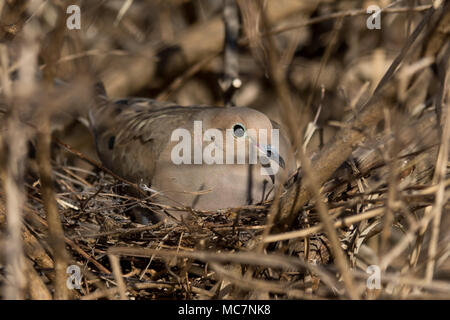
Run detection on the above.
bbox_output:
[266,146,285,169]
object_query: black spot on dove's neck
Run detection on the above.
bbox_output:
[115,99,129,105]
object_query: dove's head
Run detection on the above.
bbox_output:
[201,107,287,175]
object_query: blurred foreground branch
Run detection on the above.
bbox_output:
[275,4,442,231]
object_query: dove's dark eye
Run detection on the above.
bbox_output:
[232,123,246,138]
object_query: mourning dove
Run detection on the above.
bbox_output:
[88,84,295,219]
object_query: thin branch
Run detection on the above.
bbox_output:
[257,2,358,298]
[220,0,241,106]
[267,5,432,37]
[264,207,385,243]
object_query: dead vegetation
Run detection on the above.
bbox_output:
[0,0,449,300]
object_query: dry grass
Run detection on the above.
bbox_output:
[0,0,449,300]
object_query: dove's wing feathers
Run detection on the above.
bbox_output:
[90,97,219,184]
